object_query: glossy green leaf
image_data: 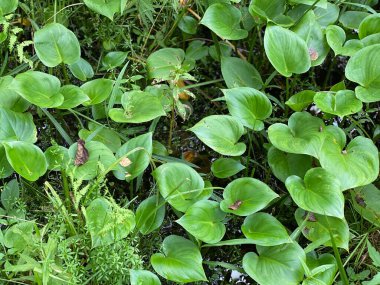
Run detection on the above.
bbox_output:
[57,85,90,109]
[85,197,135,247]
[319,136,379,190]
[211,157,245,178]
[359,13,380,39]
[0,76,30,112]
[0,108,36,143]
[178,16,198,35]
[113,132,152,181]
[153,162,211,212]
[303,253,337,285]
[295,209,349,250]
[81,78,114,106]
[314,3,339,27]
[83,0,127,20]
[109,91,166,123]
[350,184,380,227]
[102,51,128,69]
[264,24,311,77]
[0,0,18,14]
[3,141,47,181]
[314,90,362,117]
[185,40,209,61]
[345,44,380,102]
[151,235,207,283]
[220,177,278,216]
[68,58,94,81]
[243,243,306,285]
[12,71,63,108]
[242,212,291,246]
[79,123,121,153]
[289,0,327,7]
[200,3,248,40]
[326,25,345,55]
[136,195,165,235]
[34,23,80,67]
[146,48,187,80]
[177,200,226,244]
[249,0,285,21]
[339,11,370,30]
[286,168,344,218]
[221,57,263,89]
[67,141,116,180]
[223,87,272,131]
[44,145,69,171]
[285,90,315,111]
[0,146,13,179]
[189,115,246,156]
[268,146,312,183]
[130,270,161,285]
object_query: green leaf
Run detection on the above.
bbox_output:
[200,3,248,40]
[295,209,349,250]
[326,25,346,55]
[102,51,128,69]
[81,78,114,106]
[268,146,312,183]
[285,168,344,218]
[363,273,380,285]
[241,212,291,246]
[130,270,161,285]
[136,195,165,235]
[314,3,339,28]
[314,90,363,117]
[113,132,152,181]
[0,107,36,143]
[177,200,226,244]
[153,162,211,212]
[268,112,345,158]
[221,57,263,89]
[220,177,278,216]
[285,90,315,111]
[185,40,209,61]
[83,0,127,20]
[178,16,198,35]
[12,71,63,108]
[151,235,207,283]
[34,23,80,67]
[0,146,13,179]
[67,141,116,180]
[0,0,18,14]
[68,58,94,81]
[249,0,286,21]
[0,76,30,112]
[211,157,245,178]
[264,24,311,77]
[345,44,380,102]
[146,48,187,80]
[85,197,135,247]
[339,11,370,30]
[44,145,69,171]
[359,13,380,39]
[303,253,337,285]
[189,115,246,156]
[4,221,35,251]
[319,136,379,190]
[109,91,166,123]
[243,243,306,285]
[3,142,47,181]
[57,85,90,109]
[367,240,380,267]
[350,184,380,227]
[79,123,121,153]
[1,179,19,211]
[223,87,272,131]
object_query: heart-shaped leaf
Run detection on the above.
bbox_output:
[68,58,94,81]
[314,3,339,28]
[151,235,207,283]
[285,90,315,111]
[177,200,226,244]
[12,71,63,108]
[136,195,165,235]
[211,157,245,178]
[220,177,278,216]
[79,122,121,153]
[153,162,211,212]
[350,184,380,227]
[223,87,272,131]
[113,132,152,181]
[285,168,344,218]
[249,0,286,22]
[0,76,30,112]
[319,136,379,190]
[314,90,362,117]
[130,270,161,285]
[241,212,291,246]
[109,91,166,123]
[345,44,380,102]
[268,146,312,183]
[243,243,306,285]
[85,197,135,247]
[189,115,246,156]
[295,209,349,250]
[200,3,248,40]
[264,24,311,77]
[81,78,114,106]
[221,57,262,89]
[303,253,337,285]
[0,0,18,15]
[34,23,80,67]
[0,108,36,143]
[83,0,127,20]
[359,13,380,39]
[339,11,369,29]
[57,85,90,109]
[3,141,47,181]
[102,51,128,69]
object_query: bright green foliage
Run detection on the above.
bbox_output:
[221,57,262,89]
[0,0,18,15]
[314,90,362,117]
[58,85,90,109]
[130,270,161,285]
[285,90,315,111]
[81,78,114,106]
[83,0,128,20]
[350,184,380,227]
[211,157,245,178]
[68,58,94,81]
[136,195,165,235]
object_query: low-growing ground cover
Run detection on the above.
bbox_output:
[0,0,379,284]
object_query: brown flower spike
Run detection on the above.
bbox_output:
[74,139,89,166]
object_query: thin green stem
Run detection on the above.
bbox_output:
[61,170,71,212]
